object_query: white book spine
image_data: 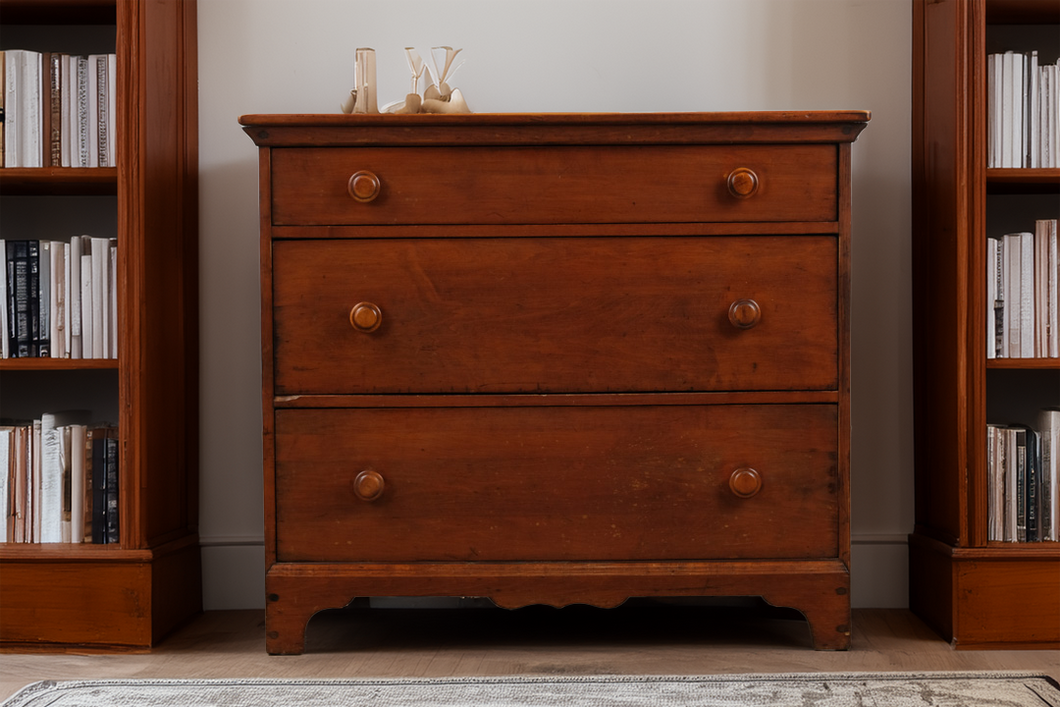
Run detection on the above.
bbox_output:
[1003,234,1023,357]
[61,54,72,167]
[70,237,83,358]
[1048,219,1059,358]
[987,237,998,359]
[1030,51,1039,169]
[21,50,42,168]
[988,54,999,168]
[0,427,10,543]
[81,245,94,359]
[107,54,116,167]
[109,241,117,358]
[1020,232,1035,357]
[64,242,72,357]
[1041,409,1059,542]
[4,50,21,167]
[39,414,63,543]
[70,424,86,543]
[76,55,90,168]
[91,237,107,359]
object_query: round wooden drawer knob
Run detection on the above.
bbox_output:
[353,470,385,502]
[729,467,762,498]
[728,299,761,329]
[350,302,382,332]
[348,170,381,202]
[726,167,759,198]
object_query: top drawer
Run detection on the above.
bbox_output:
[269,144,837,226]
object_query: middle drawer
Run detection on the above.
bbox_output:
[271,236,838,395]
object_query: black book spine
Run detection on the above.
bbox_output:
[1026,430,1040,542]
[27,241,40,357]
[105,435,119,545]
[91,434,106,544]
[7,241,31,357]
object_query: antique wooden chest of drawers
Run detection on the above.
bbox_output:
[241,112,869,654]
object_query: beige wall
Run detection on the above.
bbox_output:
[196,0,913,609]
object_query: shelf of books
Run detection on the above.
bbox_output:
[0,0,200,650]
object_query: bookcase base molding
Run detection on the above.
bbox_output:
[908,534,1060,650]
[0,536,202,651]
[264,561,852,655]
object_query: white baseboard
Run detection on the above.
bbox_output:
[199,535,911,611]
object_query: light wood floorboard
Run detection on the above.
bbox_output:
[2,606,1058,701]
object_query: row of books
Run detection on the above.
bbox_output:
[1,237,117,359]
[987,409,1058,543]
[0,415,119,545]
[1,50,116,169]
[987,51,1059,168]
[987,219,1058,359]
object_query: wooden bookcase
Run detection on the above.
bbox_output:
[0,0,200,650]
[910,0,1060,649]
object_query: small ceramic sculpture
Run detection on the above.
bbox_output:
[340,47,378,114]
[421,46,470,113]
[391,48,426,114]
[346,46,471,115]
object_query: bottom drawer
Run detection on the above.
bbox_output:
[274,404,839,562]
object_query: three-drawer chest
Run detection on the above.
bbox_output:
[241,112,869,654]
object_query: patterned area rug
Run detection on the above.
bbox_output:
[4,672,1059,706]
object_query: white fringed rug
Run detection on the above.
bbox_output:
[4,672,1059,707]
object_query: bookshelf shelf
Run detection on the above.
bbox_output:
[986,358,1060,369]
[0,0,200,651]
[986,168,1060,194]
[0,168,118,195]
[0,0,116,25]
[910,0,1060,649]
[0,359,119,370]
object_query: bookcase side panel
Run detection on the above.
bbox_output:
[911,0,976,546]
[118,0,199,548]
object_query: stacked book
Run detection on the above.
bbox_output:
[1,237,117,359]
[1,50,116,168]
[0,415,119,544]
[988,409,1059,543]
[987,51,1060,168]
[988,219,1059,359]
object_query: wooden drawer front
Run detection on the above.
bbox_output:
[272,236,838,394]
[274,405,839,563]
[269,145,837,226]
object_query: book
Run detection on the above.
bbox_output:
[75,55,90,168]
[3,49,19,167]
[39,411,90,543]
[0,426,12,543]
[80,238,94,358]
[104,431,119,544]
[0,51,5,167]
[86,425,119,544]
[20,50,42,168]
[46,52,62,167]
[1019,232,1034,358]
[11,424,29,543]
[1040,408,1059,542]
[7,241,31,357]
[38,240,51,357]
[988,236,1002,358]
[92,54,109,167]
[69,424,87,542]
[0,238,7,359]
[69,236,83,358]
[90,236,108,358]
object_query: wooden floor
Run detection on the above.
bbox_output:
[3,603,1059,702]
